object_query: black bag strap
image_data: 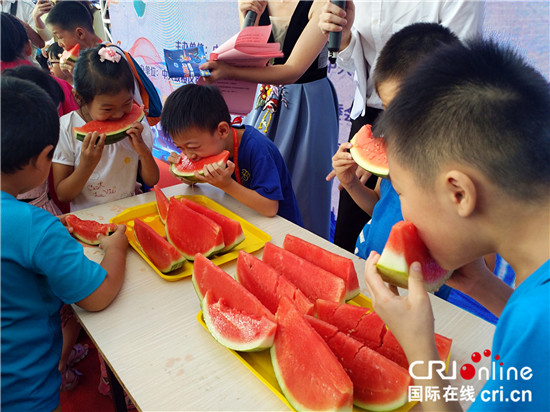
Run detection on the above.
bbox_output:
[10,1,17,16]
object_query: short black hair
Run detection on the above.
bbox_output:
[47,42,64,61]
[2,65,65,107]
[1,12,28,63]
[46,1,94,33]
[1,77,60,174]
[373,23,460,89]
[73,44,135,104]
[376,38,550,202]
[161,84,231,136]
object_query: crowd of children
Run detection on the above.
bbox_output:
[1,1,548,411]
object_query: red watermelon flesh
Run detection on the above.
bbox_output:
[306,316,412,411]
[271,297,353,412]
[262,242,346,303]
[314,299,386,350]
[202,290,276,352]
[283,234,360,300]
[179,197,244,253]
[376,221,452,292]
[169,150,230,182]
[236,251,313,316]
[73,103,145,145]
[65,214,117,245]
[378,329,453,370]
[153,186,170,224]
[192,254,275,323]
[133,219,186,273]
[349,124,389,178]
[165,197,224,260]
[60,43,80,63]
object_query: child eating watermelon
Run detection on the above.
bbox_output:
[160,83,303,227]
[331,23,515,324]
[364,39,549,411]
[1,77,129,411]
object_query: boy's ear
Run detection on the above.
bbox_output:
[72,89,83,106]
[24,40,33,57]
[75,27,87,40]
[443,170,477,218]
[31,145,55,172]
[216,121,231,139]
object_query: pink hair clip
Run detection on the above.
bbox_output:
[98,47,121,63]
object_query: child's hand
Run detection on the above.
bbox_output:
[59,55,75,78]
[364,251,437,362]
[196,160,236,189]
[80,131,106,170]
[332,142,359,189]
[98,224,128,253]
[166,152,197,186]
[126,121,151,157]
[58,214,73,234]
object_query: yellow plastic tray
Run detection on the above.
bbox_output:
[110,195,271,281]
[197,294,416,412]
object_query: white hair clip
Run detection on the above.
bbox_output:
[98,47,121,63]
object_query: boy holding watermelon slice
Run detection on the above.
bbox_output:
[1,77,129,411]
[160,84,303,226]
[364,39,550,411]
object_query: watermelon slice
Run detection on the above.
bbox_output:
[169,150,230,183]
[179,197,244,253]
[153,186,170,224]
[60,43,80,63]
[65,214,117,245]
[165,197,225,260]
[262,242,346,303]
[236,251,313,316]
[283,234,360,300]
[314,299,386,350]
[377,329,453,370]
[376,221,453,292]
[73,103,145,145]
[271,297,354,412]
[306,316,412,411]
[133,219,186,273]
[202,290,277,352]
[349,124,389,178]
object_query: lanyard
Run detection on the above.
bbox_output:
[232,127,241,184]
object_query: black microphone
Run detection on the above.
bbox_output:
[242,10,257,28]
[328,0,346,64]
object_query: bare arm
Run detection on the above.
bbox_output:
[126,121,160,188]
[52,132,106,202]
[202,3,328,85]
[76,225,128,311]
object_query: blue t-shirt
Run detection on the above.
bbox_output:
[469,259,550,411]
[355,178,402,257]
[1,192,107,411]
[236,126,303,226]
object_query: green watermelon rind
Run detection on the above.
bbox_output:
[202,292,276,352]
[349,142,389,178]
[166,228,224,261]
[349,125,389,178]
[73,106,145,145]
[170,151,230,180]
[66,215,116,245]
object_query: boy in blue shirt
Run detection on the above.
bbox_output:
[364,39,549,411]
[161,84,303,226]
[1,77,129,411]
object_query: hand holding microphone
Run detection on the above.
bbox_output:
[327,0,347,64]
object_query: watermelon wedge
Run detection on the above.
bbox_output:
[236,251,313,315]
[65,214,117,245]
[73,103,145,145]
[165,197,224,260]
[202,290,277,352]
[271,297,353,412]
[153,186,170,224]
[179,197,244,253]
[193,254,276,351]
[350,124,389,178]
[60,43,80,63]
[283,234,360,300]
[314,299,386,350]
[376,221,453,292]
[306,316,412,411]
[262,242,346,303]
[169,150,230,183]
[133,219,186,273]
